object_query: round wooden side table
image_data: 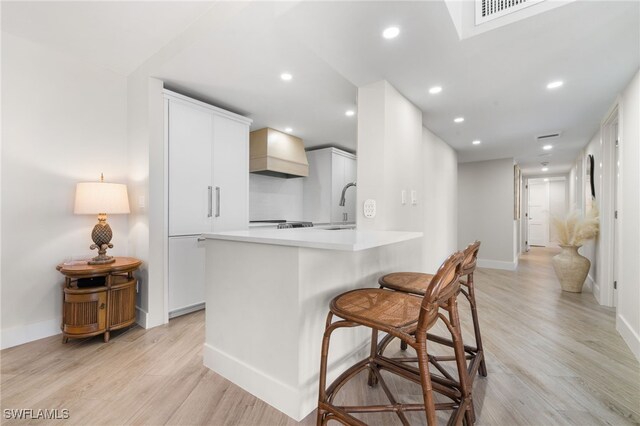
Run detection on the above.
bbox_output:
[57,257,142,343]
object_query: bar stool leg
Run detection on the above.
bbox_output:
[450,298,474,425]
[367,329,379,386]
[317,313,333,425]
[415,336,437,426]
[467,273,487,377]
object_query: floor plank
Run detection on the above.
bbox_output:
[1,247,638,425]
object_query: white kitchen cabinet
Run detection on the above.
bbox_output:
[168,236,206,317]
[165,90,252,318]
[168,100,214,236]
[303,147,356,224]
[167,92,251,235]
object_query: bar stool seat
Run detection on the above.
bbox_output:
[331,288,422,330]
[379,272,435,294]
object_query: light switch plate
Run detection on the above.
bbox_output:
[363,199,376,218]
[401,190,407,205]
[411,190,418,205]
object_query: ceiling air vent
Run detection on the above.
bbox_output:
[476,0,546,25]
[536,132,561,141]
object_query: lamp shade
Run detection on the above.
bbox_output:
[74,182,130,215]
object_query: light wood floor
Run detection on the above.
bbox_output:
[1,247,638,425]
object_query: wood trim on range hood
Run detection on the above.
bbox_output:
[250,128,309,178]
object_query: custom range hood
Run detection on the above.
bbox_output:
[250,128,309,178]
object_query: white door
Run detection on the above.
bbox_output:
[528,181,549,246]
[168,100,213,236]
[168,236,206,317]
[212,115,249,231]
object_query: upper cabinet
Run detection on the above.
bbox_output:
[166,91,252,236]
[303,147,357,225]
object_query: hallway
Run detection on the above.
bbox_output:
[1,248,638,425]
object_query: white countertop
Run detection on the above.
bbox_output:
[202,228,422,251]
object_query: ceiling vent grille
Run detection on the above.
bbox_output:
[476,0,546,25]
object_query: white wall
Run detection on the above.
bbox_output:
[249,174,303,221]
[422,127,458,272]
[356,81,424,234]
[548,179,568,243]
[356,80,457,272]
[458,158,516,270]
[617,70,640,360]
[1,33,129,349]
[582,131,602,297]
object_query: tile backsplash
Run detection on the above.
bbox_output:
[249,174,304,221]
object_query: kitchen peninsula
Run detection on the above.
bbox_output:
[202,228,422,421]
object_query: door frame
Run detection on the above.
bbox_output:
[597,101,621,307]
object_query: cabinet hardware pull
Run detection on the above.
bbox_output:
[207,186,213,218]
[215,187,221,217]
[99,303,106,310]
[197,237,206,242]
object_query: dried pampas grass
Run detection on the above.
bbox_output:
[552,203,599,246]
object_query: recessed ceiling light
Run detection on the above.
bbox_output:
[285,127,293,132]
[546,80,563,89]
[472,140,481,145]
[541,167,549,172]
[345,110,355,117]
[544,178,549,182]
[280,73,293,81]
[543,145,553,150]
[454,117,465,123]
[382,26,400,39]
[428,86,442,94]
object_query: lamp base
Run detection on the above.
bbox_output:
[89,215,115,265]
[88,255,116,265]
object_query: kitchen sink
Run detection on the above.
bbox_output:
[321,226,356,231]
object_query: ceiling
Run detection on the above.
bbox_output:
[2,1,638,175]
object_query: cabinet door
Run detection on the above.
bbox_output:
[344,157,357,223]
[303,149,333,224]
[168,236,206,316]
[168,99,214,236]
[63,290,107,335]
[212,115,249,231]
[331,154,347,223]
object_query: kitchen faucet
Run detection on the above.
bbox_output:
[339,182,356,206]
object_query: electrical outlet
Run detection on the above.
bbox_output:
[363,199,376,218]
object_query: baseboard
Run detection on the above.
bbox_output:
[477,258,517,271]
[616,314,640,361]
[168,302,205,319]
[0,318,60,350]
[203,343,306,421]
[135,306,148,329]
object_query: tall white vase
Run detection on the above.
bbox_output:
[552,245,591,293]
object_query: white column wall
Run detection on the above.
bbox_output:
[617,70,640,360]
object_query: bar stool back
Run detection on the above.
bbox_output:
[378,241,487,378]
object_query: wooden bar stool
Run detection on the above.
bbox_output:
[317,252,473,426]
[378,241,487,380]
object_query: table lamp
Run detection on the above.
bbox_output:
[74,174,130,265]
